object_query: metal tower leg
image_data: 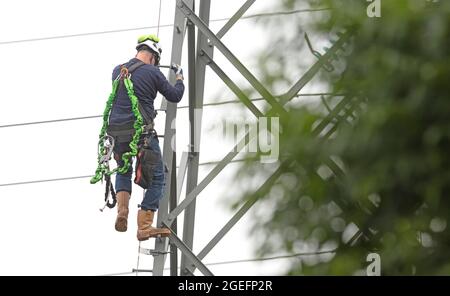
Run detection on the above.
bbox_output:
[152,0,194,276]
[180,0,211,276]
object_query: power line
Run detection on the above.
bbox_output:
[0,175,93,187]
[205,249,337,266]
[239,8,330,19]
[98,249,337,276]
[0,93,342,129]
[0,8,329,46]
[0,115,103,129]
[98,271,136,276]
[0,23,171,45]
[0,158,249,187]
[194,158,246,167]
[0,24,172,46]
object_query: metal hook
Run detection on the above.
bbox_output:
[99,199,109,212]
[304,32,335,72]
[98,135,115,165]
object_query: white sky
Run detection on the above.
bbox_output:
[0,0,329,275]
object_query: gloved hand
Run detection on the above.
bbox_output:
[171,63,184,80]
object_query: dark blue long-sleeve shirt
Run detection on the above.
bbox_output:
[109,58,184,126]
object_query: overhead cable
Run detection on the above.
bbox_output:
[0,8,330,46]
[0,159,247,187]
[0,93,343,129]
[98,248,337,276]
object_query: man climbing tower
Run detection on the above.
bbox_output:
[108,34,184,240]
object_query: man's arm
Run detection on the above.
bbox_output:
[156,70,185,103]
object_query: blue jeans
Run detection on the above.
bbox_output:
[113,135,165,211]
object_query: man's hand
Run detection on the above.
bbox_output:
[171,64,184,80]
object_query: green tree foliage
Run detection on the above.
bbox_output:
[239,0,450,275]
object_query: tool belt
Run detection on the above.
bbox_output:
[108,125,160,190]
[134,135,161,189]
[107,121,155,142]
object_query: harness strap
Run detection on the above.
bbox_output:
[120,60,155,126]
[107,122,135,137]
[127,60,145,73]
[91,59,154,185]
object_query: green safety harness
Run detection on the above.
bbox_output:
[91,61,151,210]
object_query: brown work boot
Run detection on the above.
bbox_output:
[115,191,130,232]
[136,209,171,241]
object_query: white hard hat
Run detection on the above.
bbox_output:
[136,36,162,65]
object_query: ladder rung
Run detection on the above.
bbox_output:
[132,268,153,273]
[139,247,169,256]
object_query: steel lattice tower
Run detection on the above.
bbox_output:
[147,0,355,276]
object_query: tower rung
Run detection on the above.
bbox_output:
[139,247,169,256]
